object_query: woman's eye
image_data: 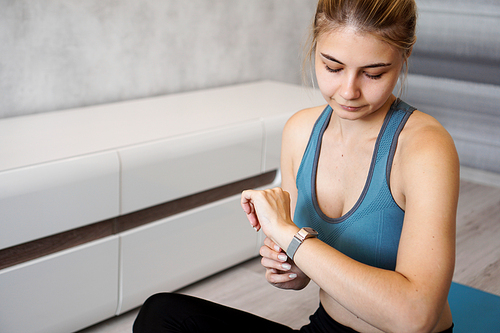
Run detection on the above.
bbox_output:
[365,72,383,80]
[325,65,341,73]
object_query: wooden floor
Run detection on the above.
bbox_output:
[78,167,500,333]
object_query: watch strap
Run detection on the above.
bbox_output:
[286,236,302,260]
[286,227,318,260]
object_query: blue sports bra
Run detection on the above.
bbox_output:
[293,100,415,270]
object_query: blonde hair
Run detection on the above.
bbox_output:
[303,0,418,95]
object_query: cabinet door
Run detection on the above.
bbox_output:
[0,151,120,250]
[118,195,259,313]
[118,121,262,215]
[0,236,119,333]
[262,113,293,172]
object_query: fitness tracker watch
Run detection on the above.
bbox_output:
[286,227,318,260]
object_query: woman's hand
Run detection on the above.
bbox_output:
[241,187,298,249]
[260,237,310,290]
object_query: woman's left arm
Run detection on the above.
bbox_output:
[242,116,460,333]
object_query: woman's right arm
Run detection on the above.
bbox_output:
[259,107,323,290]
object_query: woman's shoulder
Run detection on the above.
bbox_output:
[281,104,327,171]
[399,109,459,172]
[393,109,460,209]
[402,110,454,148]
[283,104,326,140]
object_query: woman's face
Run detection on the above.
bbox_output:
[315,27,403,121]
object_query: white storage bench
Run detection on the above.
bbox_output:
[0,81,323,333]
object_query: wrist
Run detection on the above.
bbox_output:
[277,225,300,252]
[285,227,319,260]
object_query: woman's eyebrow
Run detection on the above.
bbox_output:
[320,52,392,69]
[321,52,345,65]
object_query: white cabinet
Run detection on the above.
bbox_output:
[118,195,259,314]
[118,121,263,215]
[261,113,293,172]
[0,236,119,333]
[0,81,324,332]
[0,152,120,250]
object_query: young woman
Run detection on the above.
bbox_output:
[134,0,459,332]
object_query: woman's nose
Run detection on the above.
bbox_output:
[339,75,361,100]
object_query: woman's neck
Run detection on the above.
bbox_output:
[328,95,396,144]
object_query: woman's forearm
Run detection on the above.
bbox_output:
[293,239,447,333]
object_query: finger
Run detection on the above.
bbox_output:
[241,197,260,231]
[247,212,260,231]
[240,190,257,213]
[261,256,291,272]
[263,237,283,253]
[241,191,263,231]
[240,191,256,218]
[260,244,288,263]
[266,269,298,284]
[246,212,260,231]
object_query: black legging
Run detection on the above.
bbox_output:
[132,292,359,333]
[133,292,454,333]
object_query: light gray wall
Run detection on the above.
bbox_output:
[410,0,500,85]
[0,0,317,119]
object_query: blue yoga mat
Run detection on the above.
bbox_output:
[449,282,500,332]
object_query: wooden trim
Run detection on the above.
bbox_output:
[0,220,116,271]
[0,170,277,270]
[117,170,277,232]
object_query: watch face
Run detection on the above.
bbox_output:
[297,227,318,241]
[303,227,318,237]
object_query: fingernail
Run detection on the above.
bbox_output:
[253,226,258,232]
[274,245,281,252]
[282,263,291,270]
[289,273,297,279]
[278,254,288,261]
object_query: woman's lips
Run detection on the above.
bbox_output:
[339,104,362,111]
